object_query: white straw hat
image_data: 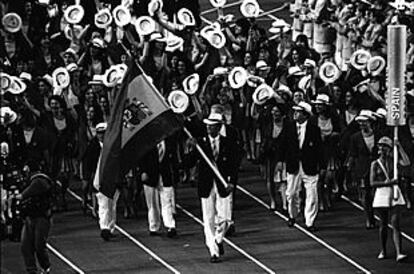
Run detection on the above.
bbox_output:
[2,13,22,33]
[209,0,227,8]
[95,8,113,29]
[319,61,341,84]
[19,72,32,82]
[135,16,156,36]
[367,56,386,77]
[102,66,121,87]
[8,76,27,94]
[203,112,224,125]
[64,5,84,25]
[148,0,163,16]
[350,49,371,71]
[165,33,184,52]
[208,30,226,49]
[292,101,313,115]
[252,83,275,105]
[0,73,12,93]
[52,67,70,89]
[240,0,260,18]
[311,93,331,105]
[168,90,189,113]
[177,8,196,27]
[182,73,200,95]
[113,5,131,27]
[96,122,108,132]
[355,109,377,121]
[0,107,17,125]
[228,66,248,89]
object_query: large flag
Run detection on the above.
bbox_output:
[99,61,182,198]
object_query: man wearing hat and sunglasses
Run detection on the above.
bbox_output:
[276,101,323,231]
[184,112,238,263]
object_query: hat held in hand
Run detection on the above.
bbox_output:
[367,56,386,77]
[52,67,70,89]
[168,90,190,113]
[252,83,275,105]
[113,5,132,27]
[2,13,22,33]
[319,62,341,84]
[228,67,248,89]
[182,73,200,95]
[177,8,196,27]
[135,16,156,36]
[240,0,260,18]
[148,0,163,16]
[350,49,371,71]
[64,5,84,25]
[210,0,227,8]
[95,8,112,29]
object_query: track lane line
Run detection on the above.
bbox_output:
[46,243,85,274]
[237,186,372,274]
[176,203,276,274]
[340,195,414,244]
[62,185,181,274]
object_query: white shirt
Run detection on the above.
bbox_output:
[23,129,34,144]
[296,120,307,149]
[208,135,220,159]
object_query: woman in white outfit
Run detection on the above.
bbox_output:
[370,136,408,262]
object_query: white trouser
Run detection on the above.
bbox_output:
[96,189,120,233]
[0,185,6,223]
[143,177,176,232]
[286,162,319,227]
[201,182,231,257]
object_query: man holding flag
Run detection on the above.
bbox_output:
[96,59,182,238]
[184,113,238,263]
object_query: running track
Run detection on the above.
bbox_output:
[1,1,414,273]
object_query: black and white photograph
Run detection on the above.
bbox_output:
[1,0,414,273]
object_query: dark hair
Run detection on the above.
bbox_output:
[235,18,250,37]
[290,46,307,64]
[20,111,36,128]
[48,95,67,110]
[85,105,102,125]
[295,34,309,49]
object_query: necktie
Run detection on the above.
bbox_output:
[212,139,218,160]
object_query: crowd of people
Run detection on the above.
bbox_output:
[1,0,414,271]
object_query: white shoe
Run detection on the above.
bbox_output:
[377,251,386,260]
[396,254,407,262]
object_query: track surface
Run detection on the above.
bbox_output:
[2,1,414,273]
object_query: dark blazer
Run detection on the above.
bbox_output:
[260,118,287,163]
[348,131,379,181]
[139,136,179,188]
[22,127,51,171]
[81,138,101,181]
[280,120,323,176]
[184,134,238,198]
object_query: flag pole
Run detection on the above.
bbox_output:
[182,127,229,188]
[387,25,407,199]
[119,41,230,188]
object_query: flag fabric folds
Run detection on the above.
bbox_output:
[99,61,182,198]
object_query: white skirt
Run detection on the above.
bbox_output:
[373,185,405,208]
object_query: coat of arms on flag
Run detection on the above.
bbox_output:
[99,60,182,198]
